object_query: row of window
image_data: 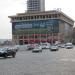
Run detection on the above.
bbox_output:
[14,34,58,39]
[12,14,60,21]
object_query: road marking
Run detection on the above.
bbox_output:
[60,58,75,62]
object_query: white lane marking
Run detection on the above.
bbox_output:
[60,58,75,62]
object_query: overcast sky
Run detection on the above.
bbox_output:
[0,0,75,39]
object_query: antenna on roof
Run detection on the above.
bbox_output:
[53,8,61,12]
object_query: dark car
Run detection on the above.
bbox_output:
[0,47,16,58]
[14,45,19,52]
[27,44,34,50]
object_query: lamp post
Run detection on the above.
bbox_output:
[28,28,29,44]
[47,26,51,43]
[51,24,54,45]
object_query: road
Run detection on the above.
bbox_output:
[0,47,75,75]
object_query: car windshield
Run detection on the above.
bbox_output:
[0,48,6,51]
[66,43,72,46]
[0,48,3,51]
[52,44,57,46]
[34,45,39,48]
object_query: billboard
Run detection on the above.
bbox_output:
[12,19,59,29]
[12,19,59,34]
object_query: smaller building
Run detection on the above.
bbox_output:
[9,10,74,45]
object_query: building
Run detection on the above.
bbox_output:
[27,0,45,12]
[72,27,75,44]
[9,10,74,45]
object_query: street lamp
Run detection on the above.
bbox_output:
[51,24,54,45]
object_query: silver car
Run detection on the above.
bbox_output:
[50,45,59,51]
[32,45,42,53]
[65,43,73,49]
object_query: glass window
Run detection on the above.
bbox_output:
[19,40,23,45]
[20,17,22,20]
[14,36,17,39]
[23,17,25,20]
[55,14,58,18]
[36,16,39,19]
[43,15,45,18]
[31,16,33,19]
[49,15,51,18]
[19,36,23,39]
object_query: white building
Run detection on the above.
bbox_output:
[27,0,45,12]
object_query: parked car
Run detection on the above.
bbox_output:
[32,45,42,53]
[27,44,34,50]
[8,47,18,52]
[40,43,50,49]
[14,45,19,52]
[60,44,65,48]
[0,47,16,58]
[65,43,73,49]
[50,45,59,51]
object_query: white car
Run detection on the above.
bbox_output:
[32,45,42,53]
[60,44,65,48]
[40,43,50,49]
[50,45,59,51]
[65,43,73,49]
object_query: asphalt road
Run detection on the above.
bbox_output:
[0,47,75,75]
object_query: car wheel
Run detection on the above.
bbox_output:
[12,53,16,58]
[4,54,7,58]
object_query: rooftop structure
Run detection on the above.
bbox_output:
[27,0,45,12]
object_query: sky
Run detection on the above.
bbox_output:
[0,0,75,39]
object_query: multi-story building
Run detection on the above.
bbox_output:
[9,10,74,45]
[72,27,75,44]
[27,0,45,12]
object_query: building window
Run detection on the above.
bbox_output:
[34,16,36,19]
[46,15,48,18]
[35,36,38,38]
[29,34,34,39]
[16,17,19,20]
[25,16,27,20]
[19,36,23,39]
[31,16,33,19]
[27,16,30,19]
[12,17,14,20]
[55,14,58,18]
[19,40,23,45]
[52,14,55,18]
[24,35,28,39]
[43,15,45,18]
[14,36,17,39]
[36,15,39,19]
[20,17,22,20]
[49,15,51,18]
[23,17,25,20]
[40,15,43,19]
[14,17,17,20]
